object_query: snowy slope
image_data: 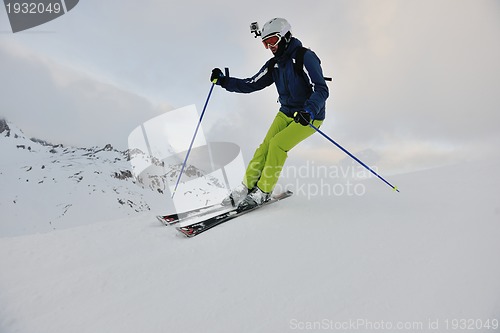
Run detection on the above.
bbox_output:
[1,120,500,332]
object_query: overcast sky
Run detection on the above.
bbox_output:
[1,0,499,173]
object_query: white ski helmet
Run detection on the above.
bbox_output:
[261,18,292,39]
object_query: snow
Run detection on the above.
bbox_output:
[1,124,500,332]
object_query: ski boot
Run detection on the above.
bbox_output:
[222,183,251,207]
[237,187,271,212]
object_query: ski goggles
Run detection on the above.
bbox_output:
[262,33,281,49]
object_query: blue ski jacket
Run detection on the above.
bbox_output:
[222,38,329,120]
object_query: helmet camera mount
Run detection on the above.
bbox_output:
[250,21,261,38]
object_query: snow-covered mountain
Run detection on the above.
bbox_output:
[1,118,499,333]
[0,119,224,237]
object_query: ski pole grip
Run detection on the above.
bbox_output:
[225,67,230,77]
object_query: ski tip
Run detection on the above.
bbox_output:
[156,215,167,225]
[157,215,178,226]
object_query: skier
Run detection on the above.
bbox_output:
[210,18,329,211]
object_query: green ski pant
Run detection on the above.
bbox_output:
[243,112,323,193]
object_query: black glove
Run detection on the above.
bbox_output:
[210,68,226,86]
[294,110,313,126]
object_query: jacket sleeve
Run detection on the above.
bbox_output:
[222,61,274,94]
[302,51,329,117]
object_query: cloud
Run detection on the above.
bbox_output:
[330,0,500,142]
[0,41,163,149]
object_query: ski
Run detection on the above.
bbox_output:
[156,203,230,226]
[176,190,293,237]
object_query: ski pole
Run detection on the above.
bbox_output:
[171,82,216,199]
[308,122,400,192]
